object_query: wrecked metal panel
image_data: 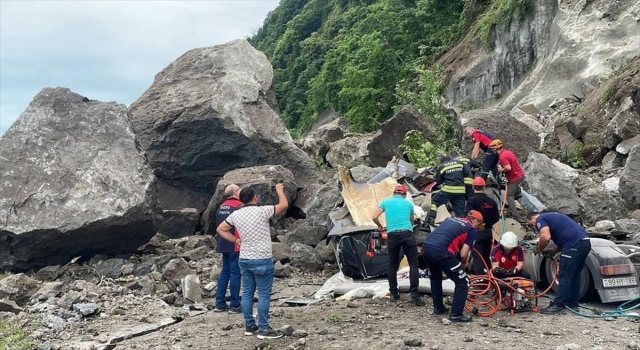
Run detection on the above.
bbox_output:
[338,166,397,227]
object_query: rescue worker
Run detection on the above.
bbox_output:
[465,127,498,181]
[490,139,526,222]
[490,231,531,279]
[450,151,481,199]
[372,185,425,306]
[427,154,466,226]
[213,184,243,313]
[465,177,500,275]
[422,210,483,322]
[528,211,591,314]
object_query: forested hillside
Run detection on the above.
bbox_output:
[249,0,529,137]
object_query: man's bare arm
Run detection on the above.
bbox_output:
[274,183,289,216]
[217,221,236,243]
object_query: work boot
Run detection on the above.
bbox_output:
[431,307,449,316]
[539,303,565,315]
[389,293,400,302]
[449,313,472,322]
[408,295,425,306]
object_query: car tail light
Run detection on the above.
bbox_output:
[601,264,633,276]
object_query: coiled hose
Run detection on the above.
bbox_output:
[464,247,558,317]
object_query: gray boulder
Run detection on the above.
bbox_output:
[292,183,341,227]
[272,242,292,263]
[290,243,323,271]
[307,117,348,143]
[158,208,199,239]
[604,96,640,150]
[601,150,623,171]
[0,88,159,271]
[347,165,387,183]
[279,223,326,248]
[461,109,540,162]
[128,39,318,211]
[615,219,640,234]
[620,145,640,208]
[578,186,627,226]
[0,273,39,306]
[523,152,582,215]
[367,105,432,167]
[201,165,298,235]
[616,135,640,155]
[326,135,372,168]
[314,240,336,264]
[162,258,194,285]
[295,137,330,160]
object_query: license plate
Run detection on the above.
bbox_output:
[603,277,637,288]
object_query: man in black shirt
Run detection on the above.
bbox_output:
[465,177,500,274]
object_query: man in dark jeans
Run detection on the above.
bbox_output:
[422,211,483,322]
[465,177,500,274]
[528,211,591,314]
[214,184,243,313]
[372,185,424,306]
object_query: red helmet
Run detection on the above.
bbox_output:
[394,185,407,195]
[472,177,486,187]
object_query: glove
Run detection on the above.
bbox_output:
[506,267,518,276]
[494,267,507,275]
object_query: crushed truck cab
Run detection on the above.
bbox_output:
[524,238,640,303]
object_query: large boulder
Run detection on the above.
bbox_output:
[461,109,540,162]
[578,186,627,226]
[326,135,372,168]
[522,152,582,215]
[367,105,432,167]
[620,145,640,209]
[289,243,323,271]
[128,39,318,211]
[0,88,159,271]
[0,273,39,306]
[158,208,199,239]
[200,165,298,235]
[292,183,341,228]
[279,223,326,248]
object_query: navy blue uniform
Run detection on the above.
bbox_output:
[465,193,500,274]
[429,159,466,223]
[422,218,478,317]
[536,212,591,309]
[214,197,243,310]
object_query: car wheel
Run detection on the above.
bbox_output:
[544,258,595,302]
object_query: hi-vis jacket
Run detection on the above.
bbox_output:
[454,156,479,186]
[435,160,466,194]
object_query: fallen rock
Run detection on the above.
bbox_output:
[601,151,623,171]
[579,186,627,226]
[289,243,323,271]
[93,258,126,279]
[0,299,22,314]
[57,290,84,310]
[523,153,582,215]
[181,246,210,261]
[367,105,433,167]
[280,324,294,336]
[292,329,308,338]
[128,39,318,210]
[0,273,39,306]
[162,258,195,284]
[272,242,292,263]
[620,145,640,208]
[274,261,292,278]
[32,282,65,302]
[314,240,336,264]
[556,344,581,350]
[616,219,640,234]
[292,183,341,228]
[201,165,298,235]
[181,274,202,303]
[460,109,540,163]
[347,165,387,183]
[602,177,620,193]
[0,87,159,271]
[181,235,215,250]
[326,135,372,168]
[404,339,423,347]
[306,117,348,143]
[158,208,200,239]
[35,265,63,282]
[72,302,100,317]
[280,224,326,247]
[616,135,640,155]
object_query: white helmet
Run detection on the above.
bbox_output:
[500,231,519,249]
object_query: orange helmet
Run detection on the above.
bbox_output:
[394,185,407,195]
[467,210,484,223]
[472,177,486,187]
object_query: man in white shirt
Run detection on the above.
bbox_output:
[217,183,288,339]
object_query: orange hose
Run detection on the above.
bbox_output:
[465,247,558,316]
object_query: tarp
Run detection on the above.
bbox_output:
[334,279,456,296]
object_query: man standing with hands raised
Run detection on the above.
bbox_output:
[217,183,288,339]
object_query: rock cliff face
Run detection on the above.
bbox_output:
[0,88,159,271]
[441,0,640,126]
[129,39,318,211]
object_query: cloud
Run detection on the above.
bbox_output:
[0,0,279,136]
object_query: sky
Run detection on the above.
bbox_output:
[0,0,280,136]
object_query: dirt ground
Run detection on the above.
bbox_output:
[60,275,640,350]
